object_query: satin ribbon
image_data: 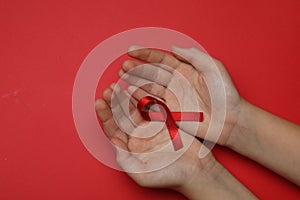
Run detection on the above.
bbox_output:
[137,96,204,151]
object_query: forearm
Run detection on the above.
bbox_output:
[176,160,257,200]
[227,99,300,186]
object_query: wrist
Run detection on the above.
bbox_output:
[176,158,256,199]
[225,99,259,156]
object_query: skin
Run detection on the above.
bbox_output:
[95,46,300,199]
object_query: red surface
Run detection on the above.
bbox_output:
[1,0,300,199]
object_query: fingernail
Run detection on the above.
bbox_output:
[122,60,131,71]
[171,45,184,51]
[128,45,144,52]
[119,69,124,77]
[171,45,179,49]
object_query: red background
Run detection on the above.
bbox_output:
[1,0,300,199]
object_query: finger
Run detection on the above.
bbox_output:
[101,86,129,143]
[121,59,143,72]
[121,60,173,87]
[119,70,154,88]
[121,59,174,75]
[127,94,147,126]
[95,98,128,144]
[107,84,131,126]
[111,137,129,152]
[112,84,144,127]
[127,85,165,104]
[171,46,217,73]
[102,87,113,105]
[138,83,167,100]
[110,83,136,133]
[95,98,112,123]
[120,71,167,100]
[128,45,181,70]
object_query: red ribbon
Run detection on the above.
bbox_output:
[137,96,204,151]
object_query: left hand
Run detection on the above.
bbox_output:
[95,83,217,191]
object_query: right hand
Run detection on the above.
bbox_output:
[120,46,244,146]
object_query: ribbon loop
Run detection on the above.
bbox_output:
[137,96,204,151]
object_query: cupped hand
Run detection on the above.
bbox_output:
[119,46,243,146]
[95,83,219,192]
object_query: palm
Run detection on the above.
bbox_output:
[116,131,210,189]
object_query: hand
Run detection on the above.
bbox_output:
[95,82,215,189]
[95,83,256,199]
[119,46,243,146]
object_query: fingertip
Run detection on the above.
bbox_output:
[122,60,133,71]
[171,46,189,63]
[102,87,112,101]
[171,45,185,52]
[110,82,121,93]
[171,45,181,51]
[95,99,107,111]
[128,45,144,53]
[110,82,116,89]
[119,69,124,77]
[95,98,111,123]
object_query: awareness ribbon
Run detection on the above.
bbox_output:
[137,96,204,151]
